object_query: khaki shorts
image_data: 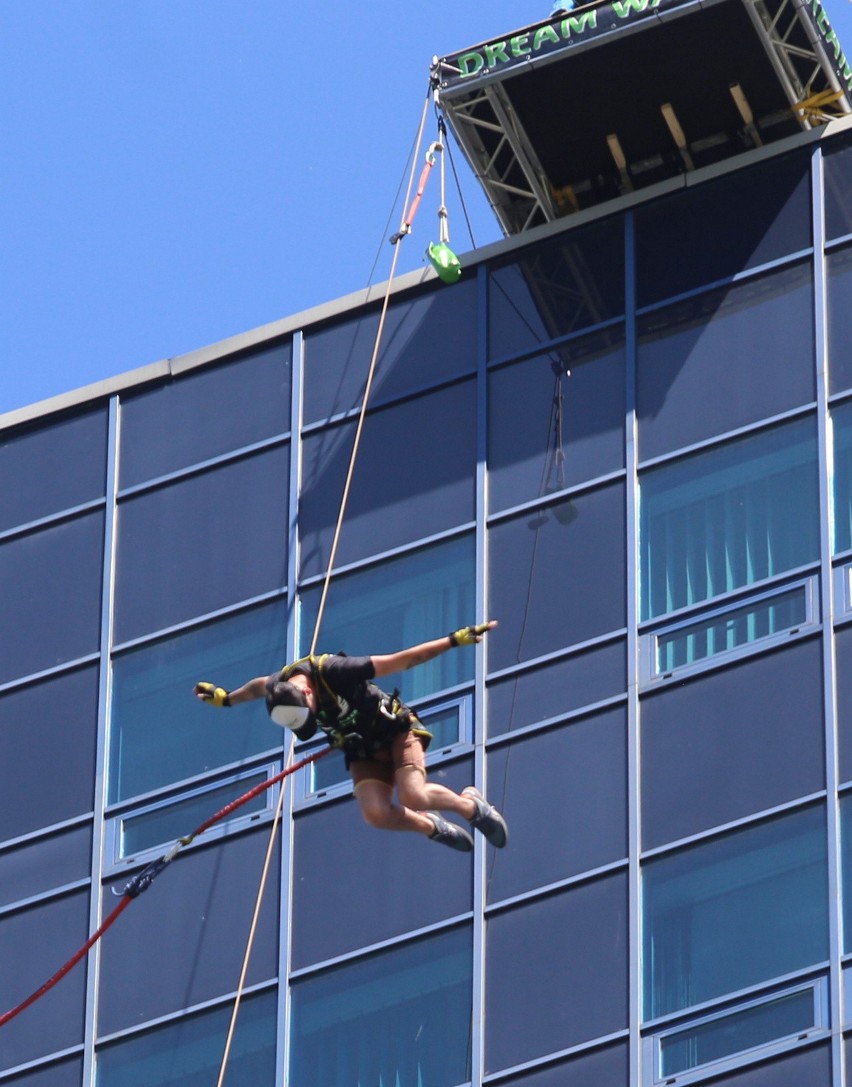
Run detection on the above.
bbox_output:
[350,730,428,790]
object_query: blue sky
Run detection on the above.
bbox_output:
[2,1,851,417]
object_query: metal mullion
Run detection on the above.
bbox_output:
[81,395,119,1087]
[278,328,304,1087]
[812,144,846,1087]
[625,210,642,1087]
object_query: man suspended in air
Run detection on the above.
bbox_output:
[193,622,507,853]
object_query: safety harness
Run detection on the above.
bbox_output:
[281,654,432,764]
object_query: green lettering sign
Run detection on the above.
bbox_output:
[510,33,532,57]
[456,50,484,77]
[533,24,561,49]
[484,41,510,66]
[612,0,650,17]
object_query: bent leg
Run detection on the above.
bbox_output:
[351,769,434,836]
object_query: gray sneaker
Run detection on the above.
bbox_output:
[426,812,474,852]
[462,787,508,848]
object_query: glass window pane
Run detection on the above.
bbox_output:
[824,132,852,241]
[489,482,626,670]
[640,418,819,620]
[836,625,852,784]
[0,410,107,532]
[12,1057,83,1087]
[117,770,269,860]
[653,582,811,675]
[299,535,476,704]
[0,512,104,685]
[487,640,626,738]
[300,380,476,578]
[687,1043,831,1087]
[488,329,625,513]
[303,281,477,423]
[119,342,291,487]
[98,831,279,1034]
[0,824,91,909]
[96,990,276,1087]
[827,245,852,396]
[289,927,472,1087]
[292,758,473,969]
[486,709,627,903]
[0,667,98,839]
[496,1042,628,1087]
[839,794,852,953]
[488,216,625,360]
[641,639,825,848]
[485,874,628,1072]
[0,890,89,1072]
[114,446,288,643]
[642,806,829,1020]
[110,600,288,803]
[635,150,811,307]
[833,400,852,554]
[637,263,815,461]
[659,986,818,1078]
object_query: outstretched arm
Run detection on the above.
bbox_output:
[193,676,269,707]
[371,620,497,679]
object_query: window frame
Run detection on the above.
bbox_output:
[103,762,282,875]
[642,977,829,1086]
[639,573,820,687]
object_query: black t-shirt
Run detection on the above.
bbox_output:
[285,654,384,740]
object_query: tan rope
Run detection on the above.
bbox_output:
[215,86,434,1084]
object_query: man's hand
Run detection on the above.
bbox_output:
[449,620,498,647]
[194,682,231,707]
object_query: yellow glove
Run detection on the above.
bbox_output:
[449,622,494,647]
[194,682,231,707]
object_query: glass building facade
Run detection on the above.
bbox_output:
[3,113,852,1087]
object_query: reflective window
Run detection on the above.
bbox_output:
[645,577,817,680]
[0,409,107,533]
[0,890,89,1072]
[835,626,852,784]
[109,600,288,804]
[110,768,272,866]
[0,512,104,685]
[488,215,625,359]
[486,709,627,903]
[300,380,476,578]
[485,873,628,1072]
[299,535,476,703]
[824,133,852,241]
[681,1042,831,1087]
[96,990,276,1087]
[827,245,852,395]
[0,824,91,909]
[640,418,819,620]
[488,329,625,514]
[496,1042,628,1087]
[641,639,825,849]
[119,341,291,487]
[652,982,826,1082]
[833,400,852,554]
[11,1057,83,1087]
[303,281,477,423]
[637,263,815,460]
[635,150,811,307]
[642,806,828,1020]
[0,667,98,839]
[291,758,473,969]
[114,445,288,643]
[289,927,472,1087]
[487,639,626,738]
[98,830,279,1034]
[840,793,852,953]
[489,482,626,670]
